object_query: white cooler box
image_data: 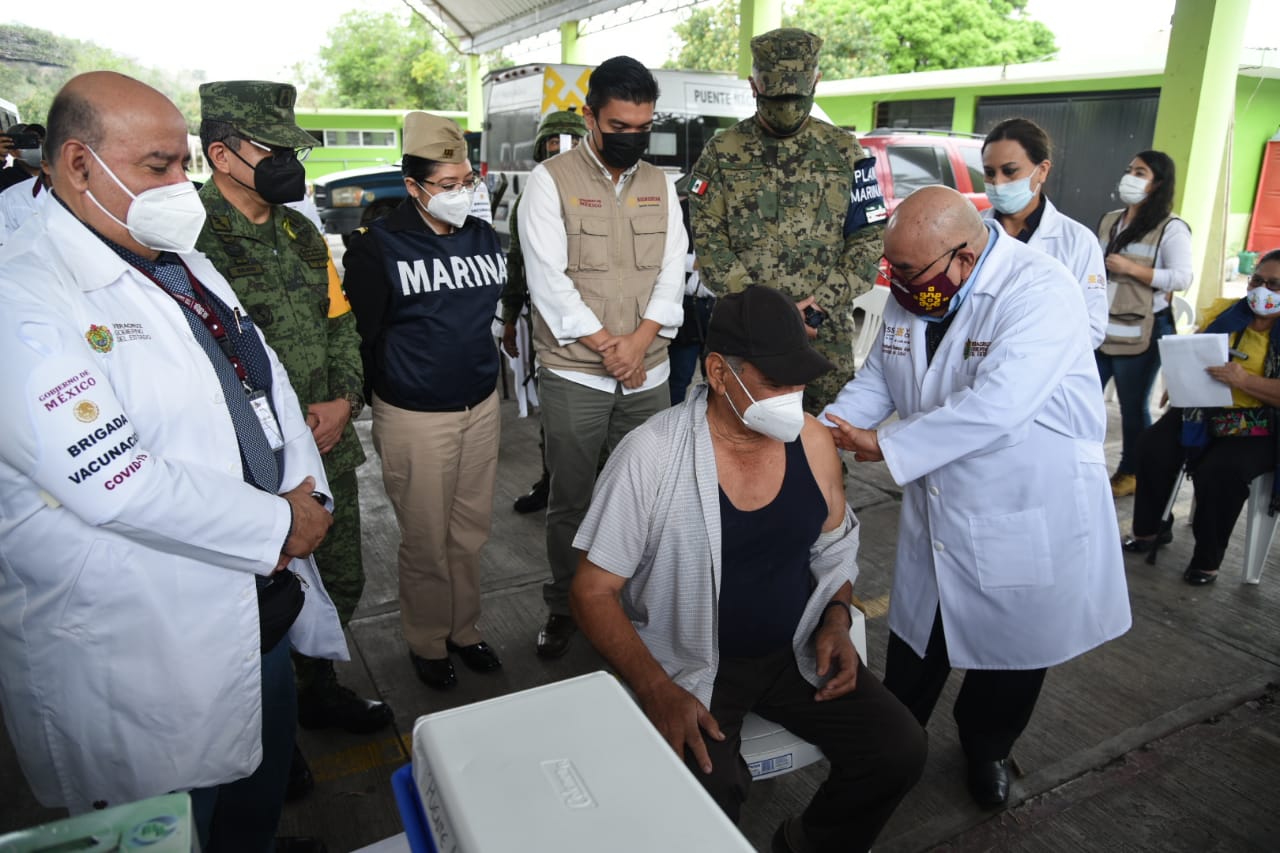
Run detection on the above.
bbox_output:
[411,671,755,853]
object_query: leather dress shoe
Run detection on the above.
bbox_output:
[410,652,457,690]
[536,614,576,659]
[1122,531,1173,553]
[967,758,1011,809]
[285,744,314,802]
[1183,567,1219,585]
[513,474,549,513]
[275,838,328,853]
[298,682,394,734]
[446,639,503,672]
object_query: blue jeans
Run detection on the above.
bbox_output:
[1095,309,1176,474]
[190,635,297,853]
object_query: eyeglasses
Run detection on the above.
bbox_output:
[882,243,967,289]
[1249,274,1280,293]
[419,176,479,193]
[245,138,312,162]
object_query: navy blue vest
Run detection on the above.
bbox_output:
[368,217,506,411]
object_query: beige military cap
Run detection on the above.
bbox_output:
[403,111,467,163]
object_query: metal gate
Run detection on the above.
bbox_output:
[974,89,1160,232]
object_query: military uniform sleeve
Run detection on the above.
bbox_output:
[828,146,884,302]
[500,195,528,326]
[341,228,390,402]
[689,140,754,294]
[325,301,365,406]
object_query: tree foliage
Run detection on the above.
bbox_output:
[308,9,507,112]
[667,0,1056,78]
[0,24,203,130]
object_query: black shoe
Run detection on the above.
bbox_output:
[1122,520,1174,553]
[298,682,394,734]
[410,652,457,690]
[770,817,811,853]
[285,744,313,803]
[967,758,1010,809]
[446,639,503,672]
[275,838,328,853]
[535,614,576,659]
[513,475,550,513]
[1183,567,1219,585]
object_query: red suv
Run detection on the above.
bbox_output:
[858,130,991,215]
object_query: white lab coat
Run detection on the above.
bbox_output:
[0,199,347,813]
[824,226,1129,669]
[983,198,1108,347]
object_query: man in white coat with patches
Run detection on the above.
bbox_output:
[0,72,345,853]
[823,186,1129,810]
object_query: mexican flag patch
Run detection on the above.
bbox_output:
[689,177,709,196]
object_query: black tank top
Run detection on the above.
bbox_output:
[717,438,828,658]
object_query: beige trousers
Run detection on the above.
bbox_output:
[371,391,499,658]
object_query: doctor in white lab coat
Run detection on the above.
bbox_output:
[0,73,345,847]
[823,187,1129,810]
[979,118,1108,348]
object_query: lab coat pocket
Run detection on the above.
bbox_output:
[970,508,1053,590]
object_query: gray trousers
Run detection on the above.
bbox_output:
[538,368,668,614]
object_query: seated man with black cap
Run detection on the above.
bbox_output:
[571,285,925,853]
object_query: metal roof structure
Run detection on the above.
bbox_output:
[412,0,643,55]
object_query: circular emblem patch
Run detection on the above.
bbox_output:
[128,814,179,846]
[73,400,100,423]
[85,324,114,353]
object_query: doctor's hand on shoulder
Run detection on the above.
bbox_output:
[826,413,883,462]
[281,476,333,564]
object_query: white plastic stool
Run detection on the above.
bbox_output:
[740,608,868,779]
[1242,472,1278,584]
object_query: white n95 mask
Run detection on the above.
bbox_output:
[725,365,805,443]
[84,146,206,253]
[419,183,473,228]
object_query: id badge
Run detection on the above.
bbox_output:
[247,389,285,451]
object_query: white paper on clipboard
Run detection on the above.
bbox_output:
[1157,333,1234,407]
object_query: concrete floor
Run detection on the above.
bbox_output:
[3,365,1279,851]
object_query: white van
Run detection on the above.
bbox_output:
[0,98,20,133]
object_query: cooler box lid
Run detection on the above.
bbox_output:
[411,671,754,853]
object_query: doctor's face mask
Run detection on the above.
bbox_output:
[885,243,968,317]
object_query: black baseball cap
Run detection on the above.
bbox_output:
[705,285,835,385]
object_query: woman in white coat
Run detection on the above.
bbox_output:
[823,187,1130,810]
[980,118,1107,348]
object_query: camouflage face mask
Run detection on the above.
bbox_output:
[756,94,814,137]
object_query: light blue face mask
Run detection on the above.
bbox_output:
[985,175,1039,215]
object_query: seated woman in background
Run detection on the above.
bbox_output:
[1124,249,1280,585]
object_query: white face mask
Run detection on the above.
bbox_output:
[1117,173,1150,206]
[84,146,206,253]
[985,174,1039,215]
[417,182,473,228]
[724,364,805,443]
[1247,286,1280,317]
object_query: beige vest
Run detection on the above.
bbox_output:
[1097,210,1179,356]
[533,142,671,375]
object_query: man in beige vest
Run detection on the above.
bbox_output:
[519,56,686,658]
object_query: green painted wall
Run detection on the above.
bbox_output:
[294,109,470,179]
[1230,76,1280,252]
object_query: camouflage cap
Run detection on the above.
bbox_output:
[199,81,317,149]
[750,28,823,97]
[403,111,467,163]
[534,109,587,162]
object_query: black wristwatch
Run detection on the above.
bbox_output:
[821,600,852,627]
[343,391,364,421]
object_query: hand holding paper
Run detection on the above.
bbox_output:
[1156,334,1234,407]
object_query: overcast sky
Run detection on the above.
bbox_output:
[4,0,1278,84]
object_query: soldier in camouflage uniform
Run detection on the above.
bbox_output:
[689,28,886,413]
[196,81,392,739]
[499,109,588,513]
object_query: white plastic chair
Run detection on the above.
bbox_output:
[739,608,868,779]
[850,287,889,371]
[1242,472,1278,584]
[1170,295,1195,334]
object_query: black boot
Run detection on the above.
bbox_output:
[297,658,394,734]
[513,473,550,513]
[286,743,314,802]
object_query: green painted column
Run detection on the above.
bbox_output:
[951,94,976,135]
[1151,0,1250,305]
[466,54,483,133]
[737,0,783,80]
[561,21,581,64]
